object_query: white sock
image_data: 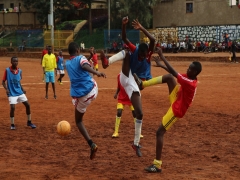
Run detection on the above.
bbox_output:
[109,50,126,65]
[134,119,142,146]
[10,117,14,124]
[27,114,31,121]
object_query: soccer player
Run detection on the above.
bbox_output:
[112,73,143,138]
[65,42,106,160]
[134,47,202,173]
[2,57,36,130]
[90,47,98,71]
[41,45,48,82]
[56,50,65,85]
[42,46,57,99]
[100,16,155,157]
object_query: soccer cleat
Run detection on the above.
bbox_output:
[132,143,142,157]
[144,164,162,173]
[59,82,63,85]
[54,95,57,99]
[10,125,16,130]
[112,132,119,138]
[27,122,36,129]
[100,50,109,69]
[90,143,98,160]
[45,95,48,99]
[140,134,144,138]
[133,73,144,90]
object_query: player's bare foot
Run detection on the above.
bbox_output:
[100,50,109,69]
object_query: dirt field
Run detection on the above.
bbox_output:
[0,55,240,180]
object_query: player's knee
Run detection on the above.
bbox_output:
[117,110,122,117]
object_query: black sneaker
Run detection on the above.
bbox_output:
[144,164,162,173]
[10,124,16,130]
[27,121,36,129]
[133,73,144,90]
[90,143,98,160]
[132,143,142,157]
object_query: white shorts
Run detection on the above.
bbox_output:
[120,70,141,100]
[57,70,65,75]
[8,94,28,104]
[72,83,98,113]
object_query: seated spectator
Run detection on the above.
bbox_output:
[167,42,172,53]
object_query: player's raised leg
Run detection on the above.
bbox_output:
[100,50,127,69]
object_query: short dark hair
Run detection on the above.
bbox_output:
[68,42,79,54]
[11,56,18,61]
[192,61,202,75]
[138,43,148,53]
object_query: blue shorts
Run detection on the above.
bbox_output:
[45,71,55,83]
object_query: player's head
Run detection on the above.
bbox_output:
[138,43,149,60]
[47,46,52,54]
[59,50,62,56]
[11,57,18,68]
[68,42,79,55]
[187,61,202,78]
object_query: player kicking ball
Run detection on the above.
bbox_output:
[133,47,202,172]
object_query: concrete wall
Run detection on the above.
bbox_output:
[153,0,240,28]
[0,12,40,26]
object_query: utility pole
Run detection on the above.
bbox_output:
[108,0,110,46]
[50,0,54,53]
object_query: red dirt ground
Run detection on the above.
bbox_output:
[0,54,240,180]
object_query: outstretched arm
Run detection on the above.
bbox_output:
[122,16,131,45]
[82,64,106,78]
[132,19,155,52]
[152,56,170,73]
[156,47,178,78]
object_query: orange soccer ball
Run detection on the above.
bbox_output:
[57,120,71,136]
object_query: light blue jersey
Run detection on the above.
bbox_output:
[65,55,94,97]
[6,68,23,97]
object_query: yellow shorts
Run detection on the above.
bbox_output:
[117,103,134,111]
[162,85,179,131]
[94,64,98,70]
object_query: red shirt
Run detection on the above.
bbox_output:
[172,73,198,118]
[91,53,98,66]
[2,66,21,81]
[117,74,132,105]
[42,49,48,57]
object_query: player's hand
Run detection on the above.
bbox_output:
[23,90,26,94]
[132,19,143,30]
[96,72,106,78]
[114,94,117,99]
[6,89,9,95]
[122,16,128,25]
[89,47,94,56]
[155,47,163,56]
[152,56,164,68]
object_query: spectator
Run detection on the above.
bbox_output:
[80,42,85,51]
[18,40,25,51]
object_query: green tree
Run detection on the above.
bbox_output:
[110,0,161,29]
[22,0,75,26]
